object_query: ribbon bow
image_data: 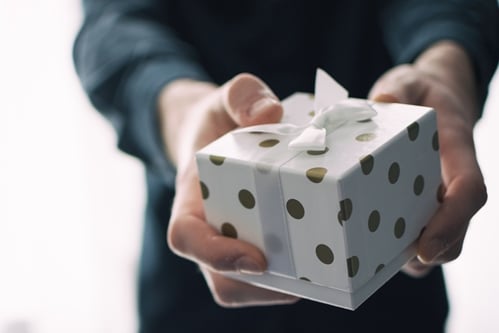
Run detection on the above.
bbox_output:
[234,69,377,151]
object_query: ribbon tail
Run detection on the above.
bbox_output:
[288,126,326,151]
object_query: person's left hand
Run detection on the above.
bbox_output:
[368,41,488,277]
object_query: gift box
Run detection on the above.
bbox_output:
[195,69,441,310]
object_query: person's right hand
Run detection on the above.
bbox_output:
[158,73,299,307]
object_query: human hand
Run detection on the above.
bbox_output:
[158,74,299,306]
[369,41,488,277]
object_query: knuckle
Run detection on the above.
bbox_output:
[461,174,488,213]
[233,72,258,82]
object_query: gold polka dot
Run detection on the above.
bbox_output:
[339,198,353,221]
[308,94,314,100]
[368,210,380,232]
[259,139,280,148]
[200,181,209,200]
[307,147,329,156]
[413,175,424,196]
[375,264,385,274]
[308,110,315,117]
[347,256,360,278]
[316,244,334,265]
[394,217,406,239]
[360,155,374,175]
[209,155,225,166]
[286,199,305,219]
[388,162,400,184]
[299,277,311,282]
[337,211,344,226]
[356,133,376,142]
[407,122,420,141]
[432,131,439,151]
[306,167,328,183]
[221,222,238,238]
[238,189,255,209]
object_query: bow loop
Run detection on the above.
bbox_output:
[288,126,327,151]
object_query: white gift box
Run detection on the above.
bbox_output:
[195,70,441,310]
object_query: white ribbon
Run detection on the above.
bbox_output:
[233,69,377,151]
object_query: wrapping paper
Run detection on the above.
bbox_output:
[196,70,441,309]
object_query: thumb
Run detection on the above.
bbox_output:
[222,73,283,127]
[368,65,427,105]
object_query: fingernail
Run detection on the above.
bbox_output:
[248,97,278,117]
[235,257,264,275]
[372,93,399,103]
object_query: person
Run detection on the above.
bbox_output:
[74,0,499,332]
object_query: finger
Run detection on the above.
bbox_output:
[168,162,267,274]
[169,210,267,274]
[418,106,486,264]
[202,268,299,307]
[417,172,486,264]
[402,257,433,278]
[222,73,283,127]
[369,65,487,266]
[368,65,428,105]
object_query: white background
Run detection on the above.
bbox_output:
[1,1,498,332]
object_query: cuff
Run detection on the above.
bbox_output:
[119,58,211,186]
[391,20,497,109]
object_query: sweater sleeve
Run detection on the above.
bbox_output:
[73,0,211,186]
[381,0,499,108]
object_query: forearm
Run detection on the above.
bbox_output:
[158,79,218,167]
[382,0,499,107]
[74,0,211,182]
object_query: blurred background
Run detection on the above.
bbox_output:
[1,1,498,332]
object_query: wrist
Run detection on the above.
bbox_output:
[158,79,217,166]
[414,40,479,122]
